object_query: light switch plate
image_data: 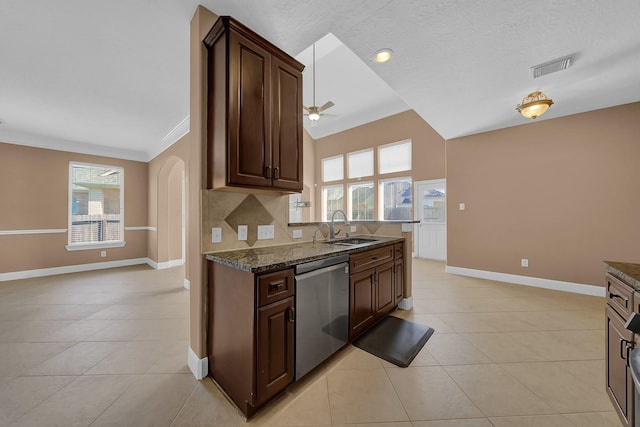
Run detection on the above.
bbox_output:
[292,229,303,239]
[401,223,413,232]
[459,203,466,211]
[521,258,529,267]
[257,225,275,240]
[237,225,248,241]
[350,225,357,232]
[211,227,222,243]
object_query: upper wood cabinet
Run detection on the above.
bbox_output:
[204,16,304,192]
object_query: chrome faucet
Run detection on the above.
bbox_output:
[330,210,349,240]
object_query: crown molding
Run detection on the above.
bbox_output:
[148,116,190,161]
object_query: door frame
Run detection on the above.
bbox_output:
[413,179,447,260]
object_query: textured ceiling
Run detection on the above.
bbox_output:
[0,1,639,161]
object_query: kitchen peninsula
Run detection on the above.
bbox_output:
[205,236,407,417]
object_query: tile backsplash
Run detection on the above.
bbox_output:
[201,190,403,253]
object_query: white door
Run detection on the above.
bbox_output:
[414,179,446,260]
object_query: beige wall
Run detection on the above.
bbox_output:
[447,102,640,287]
[188,5,217,359]
[313,109,446,220]
[147,134,189,265]
[301,130,316,222]
[0,142,148,273]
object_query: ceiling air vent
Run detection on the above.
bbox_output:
[530,54,574,79]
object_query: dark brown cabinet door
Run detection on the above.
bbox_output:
[205,16,303,192]
[228,29,272,188]
[376,261,395,315]
[271,57,303,191]
[606,304,634,427]
[350,269,376,340]
[256,296,294,405]
[394,258,404,305]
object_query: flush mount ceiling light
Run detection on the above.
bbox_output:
[373,48,393,63]
[516,91,554,119]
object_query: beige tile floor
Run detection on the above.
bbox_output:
[0,259,620,426]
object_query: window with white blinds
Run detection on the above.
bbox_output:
[68,162,124,249]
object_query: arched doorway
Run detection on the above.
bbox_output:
[156,156,186,276]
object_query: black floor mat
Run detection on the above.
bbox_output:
[352,316,434,367]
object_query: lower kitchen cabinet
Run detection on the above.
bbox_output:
[349,243,401,340]
[208,261,294,417]
[607,304,634,426]
[256,296,294,406]
[349,269,377,339]
[605,271,636,427]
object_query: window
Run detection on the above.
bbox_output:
[322,184,344,221]
[347,149,373,179]
[322,155,343,182]
[379,140,412,174]
[68,162,124,250]
[349,182,374,220]
[380,178,412,220]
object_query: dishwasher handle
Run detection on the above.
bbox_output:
[295,262,349,280]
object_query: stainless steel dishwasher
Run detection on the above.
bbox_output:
[294,254,349,380]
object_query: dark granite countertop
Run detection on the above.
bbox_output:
[604,261,640,290]
[204,235,404,273]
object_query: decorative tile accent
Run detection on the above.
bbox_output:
[363,222,382,234]
[224,195,274,247]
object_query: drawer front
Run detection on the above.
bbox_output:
[350,245,394,274]
[607,273,633,319]
[258,268,294,307]
[394,243,403,259]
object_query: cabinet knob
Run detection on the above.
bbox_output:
[288,307,295,323]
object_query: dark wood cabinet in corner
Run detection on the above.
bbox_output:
[207,261,295,418]
[605,273,635,427]
[203,16,304,193]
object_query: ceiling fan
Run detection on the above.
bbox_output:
[303,43,335,123]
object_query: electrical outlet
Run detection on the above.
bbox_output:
[521,258,529,267]
[237,225,248,241]
[211,227,222,243]
[257,225,275,240]
[350,225,357,232]
[292,229,303,239]
[100,251,107,258]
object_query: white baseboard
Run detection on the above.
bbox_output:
[147,258,184,270]
[0,258,151,282]
[445,265,605,297]
[184,278,191,290]
[157,259,185,270]
[188,346,208,380]
[398,296,414,310]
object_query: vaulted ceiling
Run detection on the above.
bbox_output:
[1,1,639,161]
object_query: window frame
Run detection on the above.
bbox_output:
[347,148,374,179]
[321,154,344,183]
[378,139,412,175]
[67,161,126,251]
[348,181,375,221]
[321,184,345,222]
[378,176,413,221]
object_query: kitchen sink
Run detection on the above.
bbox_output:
[322,237,379,246]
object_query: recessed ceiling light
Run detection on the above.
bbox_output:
[373,48,393,63]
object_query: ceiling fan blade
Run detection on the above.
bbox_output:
[318,101,335,112]
[303,105,311,112]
